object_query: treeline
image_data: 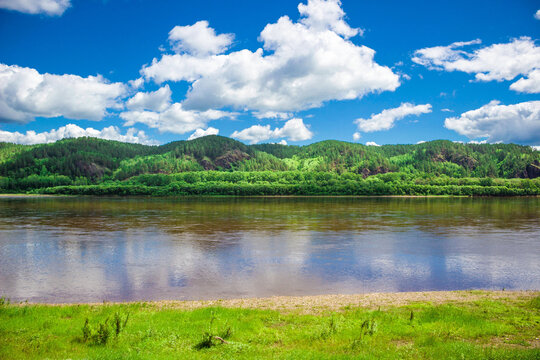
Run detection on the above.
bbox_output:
[17,171,540,196]
[0,135,539,196]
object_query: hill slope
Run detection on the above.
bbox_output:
[0,136,539,195]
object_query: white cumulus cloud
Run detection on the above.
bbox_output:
[0,124,158,145]
[0,0,70,15]
[354,103,432,132]
[365,141,380,146]
[126,85,172,112]
[120,103,232,135]
[444,100,540,144]
[468,140,487,144]
[168,20,234,56]
[412,37,540,93]
[297,0,361,38]
[231,118,313,144]
[252,111,292,120]
[141,0,399,113]
[187,127,219,140]
[0,64,126,123]
[535,10,540,20]
[510,69,540,94]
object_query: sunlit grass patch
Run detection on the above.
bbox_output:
[0,293,539,359]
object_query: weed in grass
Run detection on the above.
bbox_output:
[194,329,233,350]
[351,316,379,349]
[80,312,129,345]
[113,312,129,337]
[329,315,337,334]
[96,319,110,345]
[194,332,215,350]
[528,296,540,310]
[310,314,342,340]
[0,296,10,306]
[114,313,121,337]
[220,326,232,340]
[360,318,378,337]
[82,318,91,342]
[194,312,233,350]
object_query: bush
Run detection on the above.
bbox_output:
[81,312,129,345]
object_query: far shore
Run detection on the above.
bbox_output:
[2,193,539,199]
[0,193,68,198]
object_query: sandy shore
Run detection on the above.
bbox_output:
[44,290,539,314]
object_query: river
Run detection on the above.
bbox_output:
[0,196,538,302]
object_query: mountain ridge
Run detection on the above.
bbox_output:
[1,135,539,180]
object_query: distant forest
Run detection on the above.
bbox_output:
[0,135,539,196]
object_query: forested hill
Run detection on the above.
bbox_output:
[0,135,539,196]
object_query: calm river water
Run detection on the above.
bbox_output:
[0,196,538,303]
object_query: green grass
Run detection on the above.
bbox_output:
[0,296,539,359]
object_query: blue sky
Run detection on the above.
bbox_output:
[0,0,538,146]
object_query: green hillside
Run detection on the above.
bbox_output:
[0,135,539,196]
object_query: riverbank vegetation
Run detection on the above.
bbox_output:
[1,136,539,196]
[0,291,538,359]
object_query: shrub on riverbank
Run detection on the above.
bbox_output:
[28,172,540,196]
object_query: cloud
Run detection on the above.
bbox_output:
[365,141,380,146]
[0,64,126,123]
[0,124,158,145]
[276,118,313,141]
[354,103,432,132]
[413,37,540,93]
[400,73,412,81]
[231,125,275,144]
[231,118,313,144]
[444,100,540,144]
[141,0,399,113]
[0,0,70,15]
[126,85,172,112]
[168,20,234,56]
[352,132,361,141]
[120,103,232,135]
[252,111,292,120]
[412,39,481,70]
[535,10,540,20]
[187,127,219,140]
[509,69,540,94]
[128,77,145,89]
[297,0,361,38]
[532,146,540,151]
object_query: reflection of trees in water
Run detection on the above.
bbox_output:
[0,198,538,237]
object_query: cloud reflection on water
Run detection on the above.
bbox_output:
[0,197,538,302]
